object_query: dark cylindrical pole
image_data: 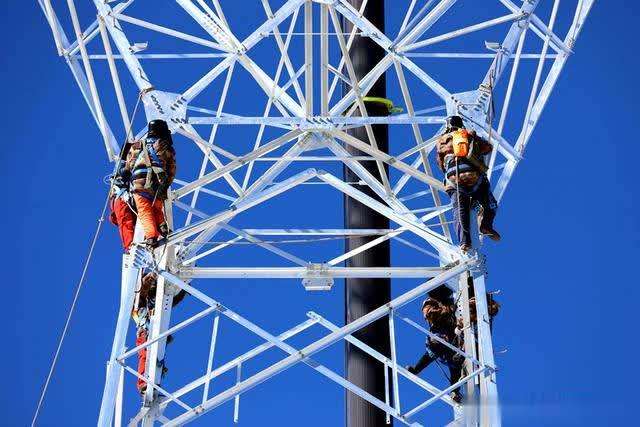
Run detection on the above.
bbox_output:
[342,2,391,426]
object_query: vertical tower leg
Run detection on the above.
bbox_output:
[457,272,478,426]
[98,224,143,427]
[141,200,176,425]
[472,274,500,427]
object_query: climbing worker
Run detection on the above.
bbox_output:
[436,115,500,252]
[125,119,176,247]
[109,141,136,251]
[468,292,501,331]
[132,272,186,395]
[407,286,464,403]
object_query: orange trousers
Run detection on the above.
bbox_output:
[133,194,165,240]
[136,328,148,392]
[109,197,136,250]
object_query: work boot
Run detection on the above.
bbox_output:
[450,390,463,404]
[144,237,157,247]
[406,365,418,375]
[159,222,170,237]
[153,237,167,248]
[479,225,501,241]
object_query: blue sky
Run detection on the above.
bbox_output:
[2,1,638,426]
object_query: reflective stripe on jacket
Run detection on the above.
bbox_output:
[125,137,176,200]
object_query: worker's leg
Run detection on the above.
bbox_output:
[448,359,464,402]
[135,327,148,393]
[407,350,435,375]
[151,199,167,237]
[473,177,500,240]
[133,193,160,241]
[113,198,136,250]
[448,188,472,249]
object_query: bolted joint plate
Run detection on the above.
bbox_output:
[142,90,187,130]
[302,263,334,291]
[129,244,156,270]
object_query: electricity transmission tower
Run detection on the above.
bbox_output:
[39,0,594,425]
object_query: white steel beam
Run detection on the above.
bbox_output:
[172,129,303,199]
[180,266,446,279]
[395,0,457,48]
[309,313,457,407]
[159,258,477,425]
[161,319,320,407]
[499,0,572,55]
[97,17,132,138]
[114,13,230,51]
[169,168,317,245]
[472,275,501,427]
[393,59,452,241]
[494,0,595,201]
[304,0,314,115]
[179,134,311,261]
[399,12,522,52]
[260,0,306,106]
[66,0,116,160]
[92,0,154,92]
[317,171,455,254]
[97,239,143,426]
[142,202,177,414]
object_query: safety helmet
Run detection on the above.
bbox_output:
[426,285,454,304]
[446,115,464,130]
[148,119,171,139]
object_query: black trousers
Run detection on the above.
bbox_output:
[447,175,498,247]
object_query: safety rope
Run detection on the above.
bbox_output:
[31,92,144,426]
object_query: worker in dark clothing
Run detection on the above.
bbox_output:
[109,141,136,251]
[436,116,500,252]
[132,272,186,395]
[407,286,464,403]
[125,119,176,247]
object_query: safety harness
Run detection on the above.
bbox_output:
[444,129,489,193]
[133,136,167,199]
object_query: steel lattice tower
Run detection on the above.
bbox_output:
[39,1,594,425]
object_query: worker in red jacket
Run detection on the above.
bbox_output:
[125,120,176,247]
[109,141,136,251]
[436,116,501,252]
[132,272,186,395]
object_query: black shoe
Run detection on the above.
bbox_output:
[153,237,167,248]
[159,222,170,237]
[145,237,167,248]
[450,390,463,403]
[144,237,157,247]
[479,225,501,241]
[406,365,418,375]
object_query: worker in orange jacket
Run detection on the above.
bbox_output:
[125,120,176,247]
[436,115,500,252]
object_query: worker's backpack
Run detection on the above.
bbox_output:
[452,129,470,157]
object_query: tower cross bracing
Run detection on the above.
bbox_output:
[38,0,594,425]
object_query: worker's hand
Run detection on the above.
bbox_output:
[112,176,128,189]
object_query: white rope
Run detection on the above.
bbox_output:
[31,93,144,426]
[31,196,109,427]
